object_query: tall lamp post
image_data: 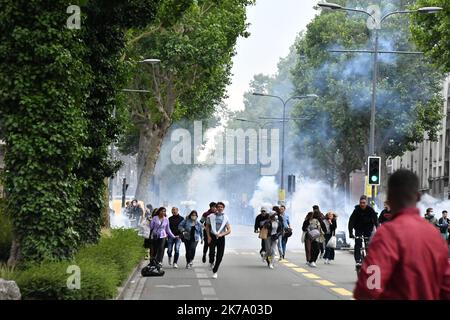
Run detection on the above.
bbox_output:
[251,93,318,204]
[318,2,442,203]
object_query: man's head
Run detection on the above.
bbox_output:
[426,207,434,216]
[383,201,390,211]
[216,202,225,214]
[209,202,217,213]
[359,195,368,210]
[261,207,268,215]
[387,169,421,214]
[280,205,286,214]
[442,210,448,219]
[172,207,179,216]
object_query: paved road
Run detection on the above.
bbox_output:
[120,225,358,300]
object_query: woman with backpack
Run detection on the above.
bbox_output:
[263,212,283,269]
[302,210,327,267]
[178,210,204,269]
[323,212,338,264]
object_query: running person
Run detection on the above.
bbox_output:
[205,202,231,279]
[279,205,291,260]
[254,207,270,260]
[201,202,217,263]
[167,207,184,268]
[178,210,203,269]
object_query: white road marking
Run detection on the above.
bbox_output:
[154,285,192,289]
[196,273,208,278]
[198,279,212,286]
[200,287,216,295]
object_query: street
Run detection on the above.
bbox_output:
[120,225,357,300]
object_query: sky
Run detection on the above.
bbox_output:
[225,0,319,112]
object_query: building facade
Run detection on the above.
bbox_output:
[389,76,450,199]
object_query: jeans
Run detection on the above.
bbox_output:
[184,240,199,264]
[354,231,372,263]
[265,237,279,262]
[209,234,225,273]
[310,239,320,263]
[153,237,167,264]
[323,233,335,260]
[167,237,182,263]
[277,236,288,257]
[260,239,265,255]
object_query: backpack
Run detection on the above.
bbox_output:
[307,219,321,240]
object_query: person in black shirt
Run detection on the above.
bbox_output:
[378,201,392,224]
[167,207,184,268]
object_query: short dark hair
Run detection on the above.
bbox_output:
[209,202,217,208]
[426,208,433,213]
[280,205,286,209]
[360,195,367,201]
[442,210,448,214]
[312,205,319,210]
[388,169,419,204]
[216,201,225,208]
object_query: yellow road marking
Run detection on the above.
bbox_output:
[292,267,308,273]
[315,280,335,286]
[283,263,298,268]
[331,288,353,296]
[303,273,321,279]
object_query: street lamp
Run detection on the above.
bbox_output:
[317,2,441,203]
[252,93,318,204]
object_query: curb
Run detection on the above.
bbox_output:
[115,260,144,300]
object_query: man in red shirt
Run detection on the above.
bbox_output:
[354,169,449,300]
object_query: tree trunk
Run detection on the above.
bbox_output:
[7,238,20,267]
[135,121,171,205]
[102,178,110,229]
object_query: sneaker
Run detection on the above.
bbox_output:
[189,262,194,268]
[209,263,214,270]
[173,263,178,269]
[324,259,329,264]
[144,253,150,260]
[168,257,172,265]
[269,263,274,269]
[212,273,218,279]
[310,262,317,268]
[186,264,190,269]
[202,255,206,263]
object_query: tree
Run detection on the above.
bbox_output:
[123,0,254,204]
[410,0,450,72]
[291,0,444,189]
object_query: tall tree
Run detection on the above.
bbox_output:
[291,0,444,189]
[124,0,253,203]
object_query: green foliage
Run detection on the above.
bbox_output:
[411,0,450,72]
[13,228,143,300]
[291,0,444,186]
[0,263,15,280]
[0,1,90,262]
[0,200,12,262]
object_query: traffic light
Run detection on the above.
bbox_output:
[288,174,296,193]
[368,156,381,186]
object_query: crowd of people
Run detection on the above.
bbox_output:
[125,200,232,279]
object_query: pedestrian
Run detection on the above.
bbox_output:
[348,195,379,268]
[200,202,217,263]
[149,207,177,268]
[254,207,270,261]
[167,207,184,269]
[378,201,392,224]
[278,205,292,261]
[302,212,314,264]
[425,207,439,228]
[129,199,143,228]
[323,212,337,264]
[312,205,325,259]
[179,210,204,269]
[302,210,327,267]
[438,210,450,243]
[354,169,449,300]
[205,201,231,279]
[263,211,283,269]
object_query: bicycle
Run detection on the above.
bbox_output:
[354,236,370,273]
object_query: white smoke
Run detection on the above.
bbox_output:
[249,176,278,215]
[418,194,450,218]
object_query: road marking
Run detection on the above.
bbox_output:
[155,284,192,289]
[283,263,298,268]
[196,273,208,278]
[203,297,219,300]
[200,287,216,295]
[293,267,308,273]
[331,287,353,296]
[194,268,205,273]
[198,279,212,286]
[315,280,335,287]
[303,273,321,279]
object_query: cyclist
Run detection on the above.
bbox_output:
[348,195,379,269]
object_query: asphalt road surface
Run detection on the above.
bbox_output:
[120,225,358,300]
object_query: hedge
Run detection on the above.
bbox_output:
[12,228,144,300]
[0,199,12,262]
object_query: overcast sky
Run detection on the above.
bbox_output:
[225,0,319,111]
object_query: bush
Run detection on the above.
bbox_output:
[12,227,144,300]
[0,200,12,262]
